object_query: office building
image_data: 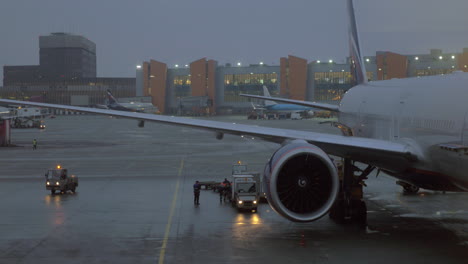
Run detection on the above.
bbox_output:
[3,32,96,86]
[39,32,96,80]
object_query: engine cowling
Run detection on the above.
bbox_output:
[263,140,339,222]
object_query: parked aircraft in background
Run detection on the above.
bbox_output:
[1,0,468,227]
[96,90,157,114]
[251,86,316,115]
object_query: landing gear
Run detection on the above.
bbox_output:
[329,159,373,228]
[396,180,420,194]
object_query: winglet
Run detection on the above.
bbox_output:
[348,0,367,85]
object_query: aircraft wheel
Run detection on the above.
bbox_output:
[397,181,420,194]
[353,200,367,228]
[329,200,345,224]
[403,184,420,194]
[51,190,55,195]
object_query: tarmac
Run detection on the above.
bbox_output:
[1,115,468,263]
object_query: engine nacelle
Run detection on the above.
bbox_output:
[263,140,339,222]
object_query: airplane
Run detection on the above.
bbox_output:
[96,89,157,114]
[251,86,316,115]
[95,90,158,127]
[1,0,468,226]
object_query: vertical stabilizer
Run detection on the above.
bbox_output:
[262,86,277,106]
[348,0,367,85]
[106,89,118,105]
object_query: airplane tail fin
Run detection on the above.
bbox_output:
[106,89,118,105]
[348,0,367,85]
[262,86,277,106]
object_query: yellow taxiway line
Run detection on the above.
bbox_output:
[158,158,184,264]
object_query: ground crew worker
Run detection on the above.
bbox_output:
[33,139,37,150]
[218,183,225,203]
[224,183,232,202]
[193,180,201,205]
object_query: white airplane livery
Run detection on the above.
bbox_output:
[1,0,467,225]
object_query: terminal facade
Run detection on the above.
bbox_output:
[138,48,468,115]
[1,32,467,114]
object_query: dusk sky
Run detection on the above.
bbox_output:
[1,0,468,82]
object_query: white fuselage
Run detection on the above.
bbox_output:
[338,72,468,191]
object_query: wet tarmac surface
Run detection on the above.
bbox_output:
[1,115,468,263]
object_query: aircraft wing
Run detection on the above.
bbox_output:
[240,94,340,112]
[0,99,418,169]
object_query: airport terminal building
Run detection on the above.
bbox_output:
[138,48,468,115]
[1,33,135,106]
[1,32,467,115]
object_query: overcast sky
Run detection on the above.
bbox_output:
[1,0,468,82]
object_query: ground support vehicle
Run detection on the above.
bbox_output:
[291,112,302,120]
[231,173,260,212]
[232,162,267,203]
[45,165,79,194]
[11,118,44,128]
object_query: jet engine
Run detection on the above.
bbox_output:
[264,140,339,222]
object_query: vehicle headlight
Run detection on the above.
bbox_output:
[56,182,59,185]
[238,200,243,204]
[46,181,50,185]
[253,200,257,204]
